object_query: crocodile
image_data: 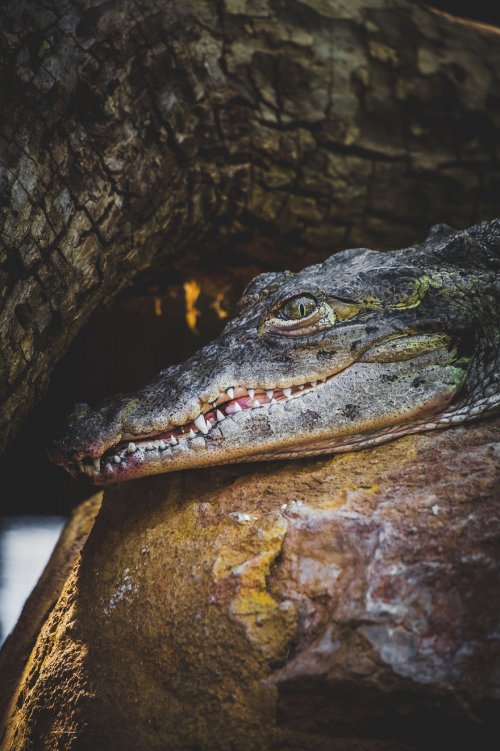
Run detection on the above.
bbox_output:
[49,220,500,485]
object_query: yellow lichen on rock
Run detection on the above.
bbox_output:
[213,511,297,661]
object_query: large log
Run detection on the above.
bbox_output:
[2,0,500,453]
[2,418,499,750]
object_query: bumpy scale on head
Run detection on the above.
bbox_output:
[48,220,500,484]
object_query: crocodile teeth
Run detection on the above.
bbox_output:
[100,377,330,465]
[194,414,209,434]
[191,436,206,449]
[77,460,84,473]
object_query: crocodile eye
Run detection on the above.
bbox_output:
[279,295,318,320]
[261,294,335,337]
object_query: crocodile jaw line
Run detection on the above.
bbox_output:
[64,378,329,483]
[63,353,489,486]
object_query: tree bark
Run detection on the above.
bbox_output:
[2,419,498,750]
[1,0,500,453]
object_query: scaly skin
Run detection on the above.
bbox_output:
[49,221,500,485]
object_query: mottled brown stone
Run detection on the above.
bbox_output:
[0,494,103,737]
[2,420,499,750]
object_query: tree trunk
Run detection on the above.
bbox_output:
[1,0,500,453]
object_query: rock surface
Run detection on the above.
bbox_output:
[0,493,103,731]
[2,420,500,750]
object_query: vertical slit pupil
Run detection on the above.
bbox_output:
[299,303,305,317]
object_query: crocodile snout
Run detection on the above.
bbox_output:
[48,396,126,468]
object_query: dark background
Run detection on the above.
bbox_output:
[0,264,259,515]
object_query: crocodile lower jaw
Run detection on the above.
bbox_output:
[66,385,500,486]
[67,378,329,481]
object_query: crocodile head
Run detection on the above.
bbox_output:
[49,220,500,485]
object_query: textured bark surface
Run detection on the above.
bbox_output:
[2,420,499,750]
[1,0,500,453]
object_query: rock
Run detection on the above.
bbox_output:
[0,493,102,734]
[1,421,499,750]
